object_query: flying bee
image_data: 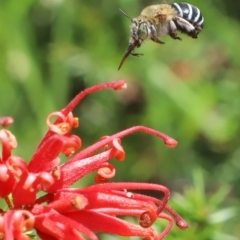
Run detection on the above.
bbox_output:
[118,2,204,70]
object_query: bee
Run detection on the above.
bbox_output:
[118,2,204,70]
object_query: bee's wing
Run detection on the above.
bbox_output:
[173,16,195,33]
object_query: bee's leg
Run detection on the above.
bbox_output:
[188,30,199,39]
[131,53,143,57]
[148,24,165,44]
[169,20,182,40]
[169,33,182,41]
[151,37,165,44]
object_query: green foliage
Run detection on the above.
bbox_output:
[0,0,239,238]
[164,169,238,239]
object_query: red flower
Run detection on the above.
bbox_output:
[0,81,188,240]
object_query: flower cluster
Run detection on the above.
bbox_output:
[0,80,188,240]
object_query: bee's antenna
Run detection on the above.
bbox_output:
[119,9,133,22]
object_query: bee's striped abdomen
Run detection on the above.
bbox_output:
[171,2,204,30]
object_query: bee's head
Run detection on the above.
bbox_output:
[130,19,149,45]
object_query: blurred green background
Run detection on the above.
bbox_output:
[0,0,240,239]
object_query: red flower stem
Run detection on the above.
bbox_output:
[112,190,188,229]
[62,80,126,115]
[67,126,177,164]
[34,193,53,205]
[156,213,174,240]
[4,196,13,210]
[54,150,115,189]
[28,135,76,172]
[37,80,126,150]
[68,182,170,217]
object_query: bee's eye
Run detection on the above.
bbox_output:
[137,23,148,40]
